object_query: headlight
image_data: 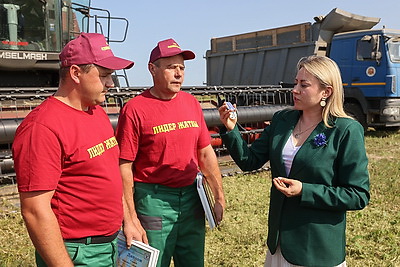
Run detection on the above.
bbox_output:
[382,107,400,115]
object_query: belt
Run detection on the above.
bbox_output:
[134,181,196,195]
[64,231,119,245]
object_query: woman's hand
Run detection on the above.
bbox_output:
[218,102,237,131]
[273,177,303,197]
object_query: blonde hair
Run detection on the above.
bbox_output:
[297,55,351,127]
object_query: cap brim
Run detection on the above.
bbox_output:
[149,49,196,63]
[181,50,195,60]
[95,56,134,70]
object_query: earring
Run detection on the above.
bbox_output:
[320,97,327,107]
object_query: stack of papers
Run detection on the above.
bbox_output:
[196,172,218,229]
[117,231,159,267]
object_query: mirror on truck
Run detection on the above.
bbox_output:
[357,35,382,64]
[371,35,382,62]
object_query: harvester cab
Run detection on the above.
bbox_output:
[0,0,129,87]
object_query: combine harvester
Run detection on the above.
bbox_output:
[0,0,133,181]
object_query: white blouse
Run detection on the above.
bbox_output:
[282,134,301,176]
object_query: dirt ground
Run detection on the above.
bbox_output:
[0,184,20,212]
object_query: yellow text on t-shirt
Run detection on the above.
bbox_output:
[152,120,199,135]
[87,136,118,159]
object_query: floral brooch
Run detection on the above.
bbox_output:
[313,133,327,147]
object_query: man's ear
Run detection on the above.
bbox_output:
[69,65,81,84]
[148,63,156,77]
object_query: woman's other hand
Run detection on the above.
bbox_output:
[273,177,303,197]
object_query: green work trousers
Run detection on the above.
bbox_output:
[134,181,205,267]
[35,238,118,267]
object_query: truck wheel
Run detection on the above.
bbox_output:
[375,126,400,132]
[344,103,367,131]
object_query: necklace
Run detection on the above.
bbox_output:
[294,119,319,138]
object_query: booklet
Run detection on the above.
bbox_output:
[117,231,159,267]
[196,172,218,229]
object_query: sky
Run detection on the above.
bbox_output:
[93,0,400,87]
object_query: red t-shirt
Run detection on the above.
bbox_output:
[116,90,210,187]
[12,96,123,239]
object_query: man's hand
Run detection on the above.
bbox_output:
[214,200,225,226]
[123,216,148,247]
[120,159,149,245]
[197,145,225,227]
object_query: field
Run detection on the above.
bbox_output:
[1,130,399,266]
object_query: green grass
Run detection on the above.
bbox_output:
[0,203,34,267]
[1,131,400,266]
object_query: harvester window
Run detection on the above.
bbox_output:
[0,5,7,39]
[0,0,62,52]
[19,0,46,49]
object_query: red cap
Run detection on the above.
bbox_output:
[59,33,134,70]
[149,38,195,63]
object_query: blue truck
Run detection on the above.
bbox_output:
[206,8,400,130]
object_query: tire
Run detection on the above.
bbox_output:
[374,126,400,132]
[344,103,368,131]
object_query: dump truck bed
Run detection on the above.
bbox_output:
[206,8,380,86]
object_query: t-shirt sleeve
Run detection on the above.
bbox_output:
[196,100,211,149]
[13,122,62,192]
[115,104,140,161]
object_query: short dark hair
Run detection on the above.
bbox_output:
[59,64,95,80]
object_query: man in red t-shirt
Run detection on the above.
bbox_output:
[116,38,225,267]
[12,33,134,267]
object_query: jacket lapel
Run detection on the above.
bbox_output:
[289,119,336,178]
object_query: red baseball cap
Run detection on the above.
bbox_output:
[59,33,134,70]
[149,38,195,63]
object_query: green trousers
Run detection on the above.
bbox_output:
[35,238,118,267]
[134,181,205,267]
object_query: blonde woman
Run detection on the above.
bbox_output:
[219,55,370,266]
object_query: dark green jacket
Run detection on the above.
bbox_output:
[221,109,370,267]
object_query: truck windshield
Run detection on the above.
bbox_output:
[388,37,400,63]
[0,0,62,52]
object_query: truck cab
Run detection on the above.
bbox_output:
[330,29,400,129]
